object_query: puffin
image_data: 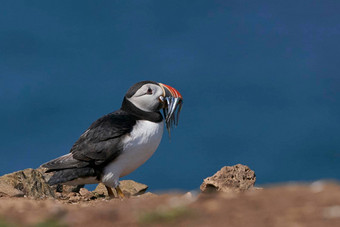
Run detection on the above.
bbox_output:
[41,81,183,197]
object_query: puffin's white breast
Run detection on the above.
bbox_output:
[102,120,164,187]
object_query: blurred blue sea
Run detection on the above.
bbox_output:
[1,1,339,190]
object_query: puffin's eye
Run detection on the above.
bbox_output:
[146,88,153,94]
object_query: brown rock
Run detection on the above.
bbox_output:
[67,192,82,203]
[35,167,53,182]
[79,188,97,201]
[59,185,84,193]
[120,180,148,196]
[200,164,256,193]
[79,188,91,196]
[93,183,111,197]
[0,168,54,198]
[0,181,24,197]
[94,180,148,197]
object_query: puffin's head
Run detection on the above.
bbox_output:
[125,81,183,132]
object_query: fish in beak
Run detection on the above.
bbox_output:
[159,83,183,136]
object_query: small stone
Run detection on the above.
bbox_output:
[55,192,63,199]
[182,191,197,203]
[67,192,77,197]
[79,188,91,196]
[62,184,84,193]
[310,180,325,193]
[93,180,148,197]
[120,180,148,196]
[79,188,97,201]
[94,183,111,197]
[68,192,81,203]
[200,164,256,193]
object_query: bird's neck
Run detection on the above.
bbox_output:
[121,97,163,123]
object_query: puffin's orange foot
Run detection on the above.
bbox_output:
[105,185,125,199]
[115,186,125,198]
[105,186,116,198]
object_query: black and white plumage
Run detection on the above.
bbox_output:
[41,81,183,195]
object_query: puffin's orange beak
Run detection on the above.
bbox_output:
[159,83,183,99]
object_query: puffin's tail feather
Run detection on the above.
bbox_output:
[41,153,88,172]
[47,167,98,185]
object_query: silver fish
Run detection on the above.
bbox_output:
[162,96,183,137]
[158,83,183,137]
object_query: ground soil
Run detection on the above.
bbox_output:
[0,182,339,227]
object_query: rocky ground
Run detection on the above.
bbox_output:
[0,165,339,227]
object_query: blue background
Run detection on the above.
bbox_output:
[1,1,339,191]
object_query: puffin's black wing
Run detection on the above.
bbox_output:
[71,110,136,165]
[42,110,136,171]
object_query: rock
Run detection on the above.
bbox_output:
[67,192,82,203]
[200,164,256,193]
[0,168,54,198]
[93,183,110,196]
[79,188,97,201]
[94,180,148,197]
[58,185,84,193]
[35,167,53,182]
[0,181,24,197]
[120,180,148,196]
[79,188,91,196]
